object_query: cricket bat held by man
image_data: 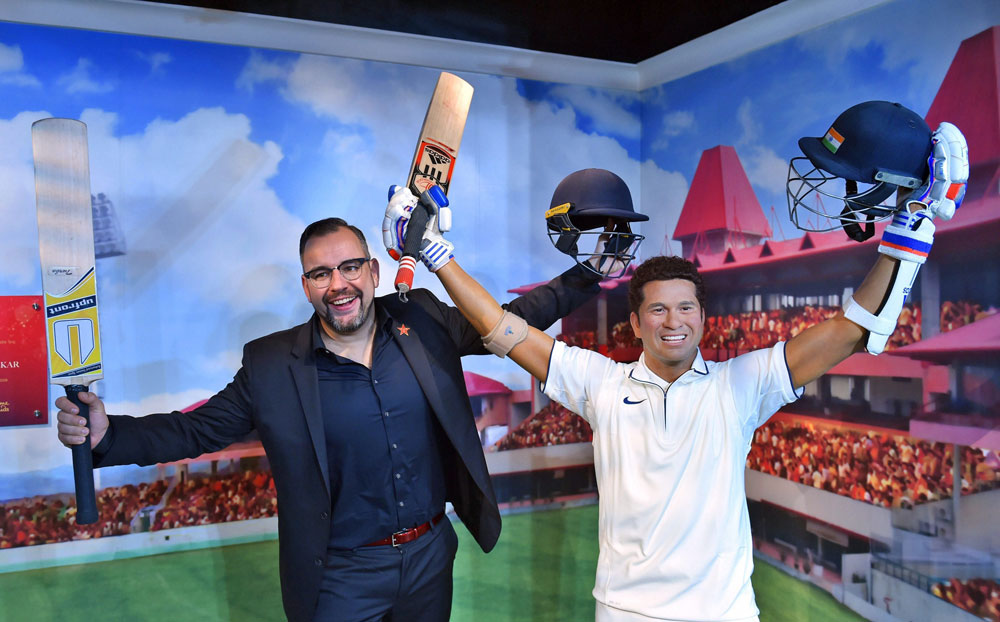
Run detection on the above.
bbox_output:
[33,117,102,525]
[394,72,473,298]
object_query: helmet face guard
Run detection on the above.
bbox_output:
[786,101,931,242]
[545,169,648,279]
[786,156,905,240]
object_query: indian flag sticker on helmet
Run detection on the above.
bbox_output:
[822,127,845,153]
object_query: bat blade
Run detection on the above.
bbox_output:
[33,117,101,525]
[395,72,474,297]
[407,72,474,195]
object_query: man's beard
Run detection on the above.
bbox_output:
[323,295,372,334]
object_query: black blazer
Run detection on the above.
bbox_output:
[96,265,599,622]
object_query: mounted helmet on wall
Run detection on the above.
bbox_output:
[544,168,648,278]
[786,101,932,242]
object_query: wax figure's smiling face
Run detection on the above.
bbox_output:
[300,229,379,335]
[629,278,705,381]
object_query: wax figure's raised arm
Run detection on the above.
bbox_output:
[434,260,555,382]
[784,255,893,388]
[785,121,968,389]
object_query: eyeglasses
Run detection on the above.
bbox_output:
[303,258,370,288]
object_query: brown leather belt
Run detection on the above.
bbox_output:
[363,511,445,548]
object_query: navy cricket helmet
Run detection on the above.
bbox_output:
[545,169,648,278]
[786,101,932,241]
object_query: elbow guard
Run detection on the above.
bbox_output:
[482,310,528,358]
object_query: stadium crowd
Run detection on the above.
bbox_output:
[932,577,1000,622]
[0,480,167,548]
[496,402,593,450]
[557,300,995,358]
[747,419,1000,508]
[151,468,276,530]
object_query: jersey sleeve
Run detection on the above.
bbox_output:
[540,340,618,426]
[729,341,803,431]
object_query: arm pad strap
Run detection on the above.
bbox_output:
[843,295,896,336]
[482,310,528,358]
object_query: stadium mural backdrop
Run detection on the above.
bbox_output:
[0,1,998,621]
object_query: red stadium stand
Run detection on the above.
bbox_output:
[0,480,167,548]
[495,402,592,450]
[746,416,1000,509]
[931,577,1000,622]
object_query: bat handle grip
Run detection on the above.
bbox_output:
[65,384,99,525]
[394,197,431,301]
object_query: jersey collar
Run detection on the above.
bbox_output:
[630,348,709,389]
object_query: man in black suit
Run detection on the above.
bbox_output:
[55,215,602,622]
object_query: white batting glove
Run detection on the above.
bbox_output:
[416,185,454,272]
[909,122,968,221]
[382,185,454,271]
[382,185,417,261]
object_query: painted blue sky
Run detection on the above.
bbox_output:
[0,0,997,478]
[0,17,648,476]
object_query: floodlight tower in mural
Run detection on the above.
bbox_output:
[91,192,126,258]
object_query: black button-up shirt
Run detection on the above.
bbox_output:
[313,309,448,549]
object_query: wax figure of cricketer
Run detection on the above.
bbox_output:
[55,214,608,622]
[384,104,968,622]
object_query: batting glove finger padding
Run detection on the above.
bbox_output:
[912,121,969,221]
[382,185,419,260]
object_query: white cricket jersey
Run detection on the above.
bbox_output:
[543,341,802,621]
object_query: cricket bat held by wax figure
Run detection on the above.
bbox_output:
[392,71,473,299]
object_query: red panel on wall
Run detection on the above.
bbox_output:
[0,296,49,426]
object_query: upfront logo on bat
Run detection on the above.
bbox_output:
[46,295,97,319]
[43,268,103,378]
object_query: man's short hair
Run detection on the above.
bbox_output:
[298,218,369,261]
[628,256,707,315]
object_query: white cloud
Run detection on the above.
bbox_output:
[795,0,1000,104]
[742,145,789,195]
[0,387,217,476]
[548,85,641,140]
[729,98,787,196]
[82,107,304,308]
[663,110,695,136]
[0,41,23,72]
[321,128,366,159]
[0,110,53,289]
[737,98,759,145]
[0,423,74,475]
[650,109,696,152]
[137,51,172,74]
[105,388,218,415]
[280,55,426,127]
[639,159,689,257]
[236,50,289,91]
[0,41,40,87]
[56,58,114,94]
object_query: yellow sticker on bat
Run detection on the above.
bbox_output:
[44,267,103,380]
